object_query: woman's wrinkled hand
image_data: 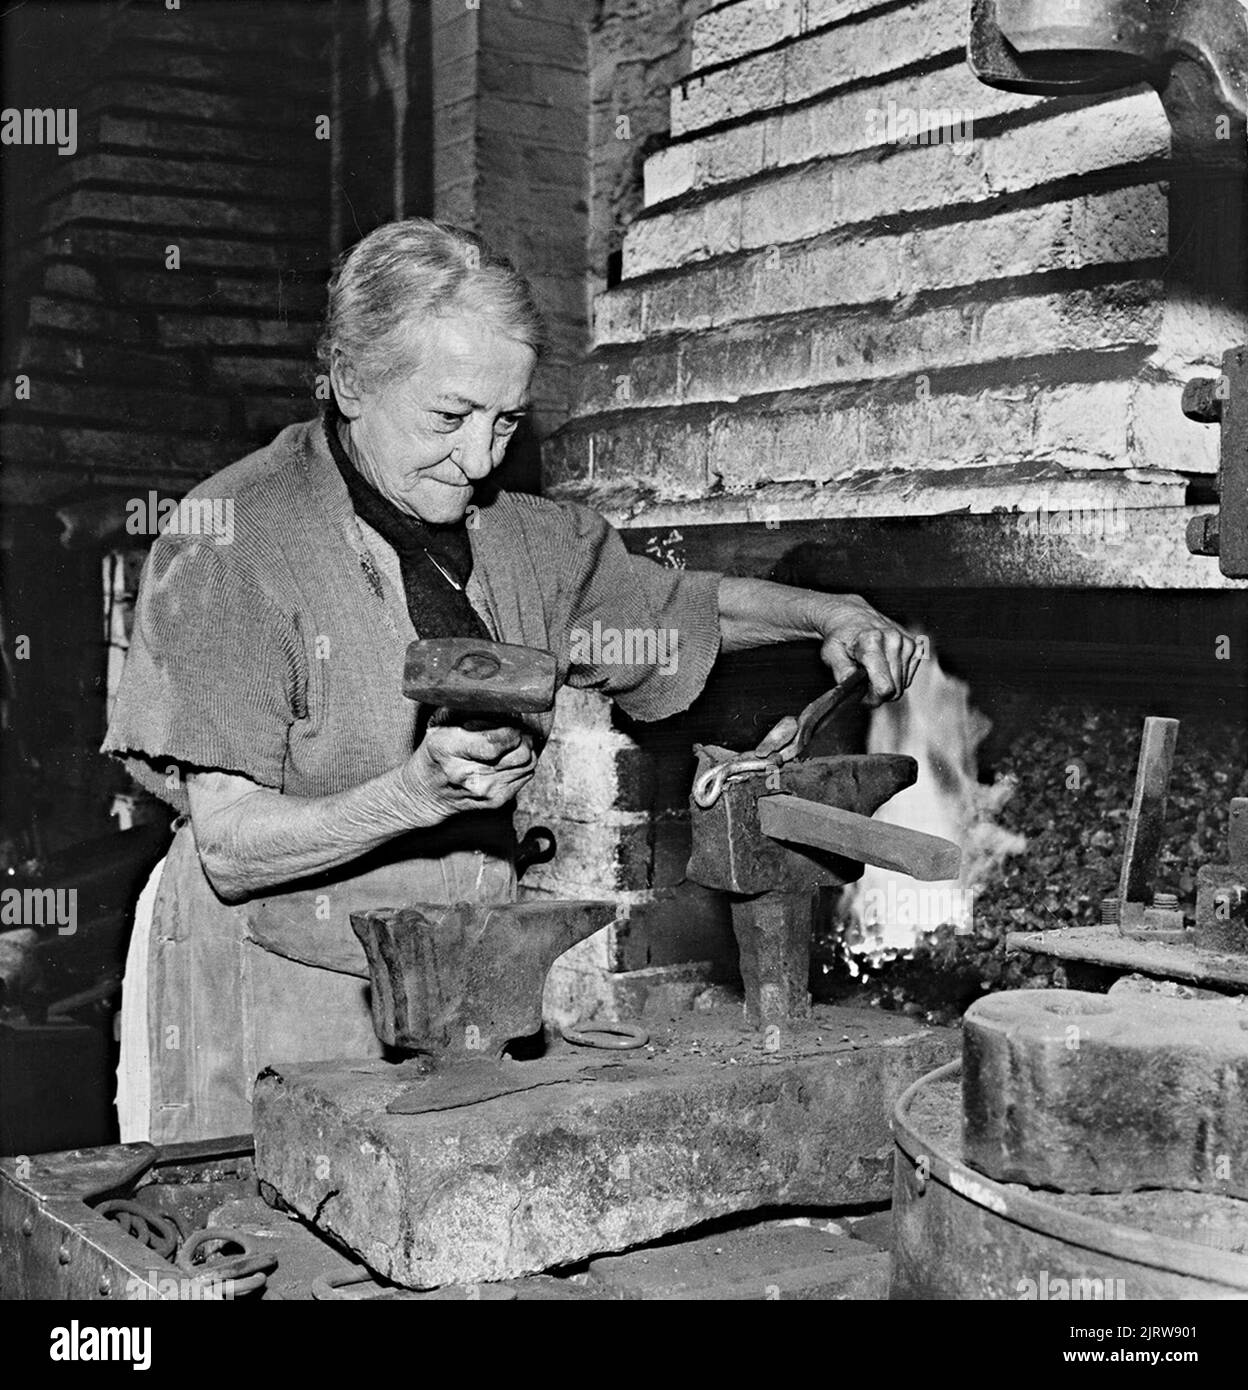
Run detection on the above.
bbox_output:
[812,595,924,705]
[400,717,538,821]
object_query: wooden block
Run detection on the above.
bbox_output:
[757,794,961,882]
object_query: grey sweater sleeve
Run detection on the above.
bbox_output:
[102,536,304,813]
[550,500,723,721]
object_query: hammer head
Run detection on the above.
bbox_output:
[403,637,558,715]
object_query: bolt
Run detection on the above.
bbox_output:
[1181,375,1224,423]
[1153,892,1180,909]
[1100,896,1120,927]
[1185,513,1220,558]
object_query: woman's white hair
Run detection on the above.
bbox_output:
[318,218,545,391]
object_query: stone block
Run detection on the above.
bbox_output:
[596,185,1165,344]
[253,1008,956,1287]
[550,376,1165,509]
[691,0,877,71]
[645,66,1037,206]
[671,0,966,137]
[963,988,1248,1198]
[626,95,1166,279]
[574,282,1163,417]
[586,1218,889,1299]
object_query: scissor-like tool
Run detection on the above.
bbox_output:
[692,669,870,809]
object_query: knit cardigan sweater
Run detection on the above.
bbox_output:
[103,417,723,959]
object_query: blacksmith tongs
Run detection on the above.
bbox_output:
[692,668,870,809]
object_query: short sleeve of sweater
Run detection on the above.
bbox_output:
[102,537,303,813]
[553,501,723,722]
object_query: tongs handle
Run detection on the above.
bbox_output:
[777,668,870,762]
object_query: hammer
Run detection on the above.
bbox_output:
[404,637,561,873]
[403,636,558,726]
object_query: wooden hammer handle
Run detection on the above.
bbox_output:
[757,794,961,881]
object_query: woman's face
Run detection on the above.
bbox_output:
[334,315,536,524]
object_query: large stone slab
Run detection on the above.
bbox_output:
[586,1218,889,1301]
[963,988,1248,1198]
[254,1007,955,1289]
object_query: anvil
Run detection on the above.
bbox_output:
[687,750,961,1026]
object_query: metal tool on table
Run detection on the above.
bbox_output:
[688,670,962,1027]
[1107,716,1187,942]
[1107,716,1248,952]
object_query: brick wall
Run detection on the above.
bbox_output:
[522,1,741,1014]
[1,0,333,506]
[430,0,589,438]
[588,0,718,293]
[532,0,1248,1014]
[0,0,334,849]
[547,0,1245,527]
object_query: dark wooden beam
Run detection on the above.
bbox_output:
[619,509,1248,591]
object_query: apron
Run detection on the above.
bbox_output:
[118,815,516,1144]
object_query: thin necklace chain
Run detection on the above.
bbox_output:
[422,549,465,592]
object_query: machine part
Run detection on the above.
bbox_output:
[1115,716,1187,941]
[687,753,916,896]
[1194,797,1248,951]
[350,899,617,1057]
[731,891,813,1025]
[560,1021,650,1050]
[692,671,868,808]
[963,988,1248,1199]
[403,636,558,715]
[1183,349,1247,577]
[757,795,960,882]
[892,1061,1248,1299]
[968,0,1248,113]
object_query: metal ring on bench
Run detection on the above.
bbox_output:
[560,1021,650,1050]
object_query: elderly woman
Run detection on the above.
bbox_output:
[104,219,921,1144]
